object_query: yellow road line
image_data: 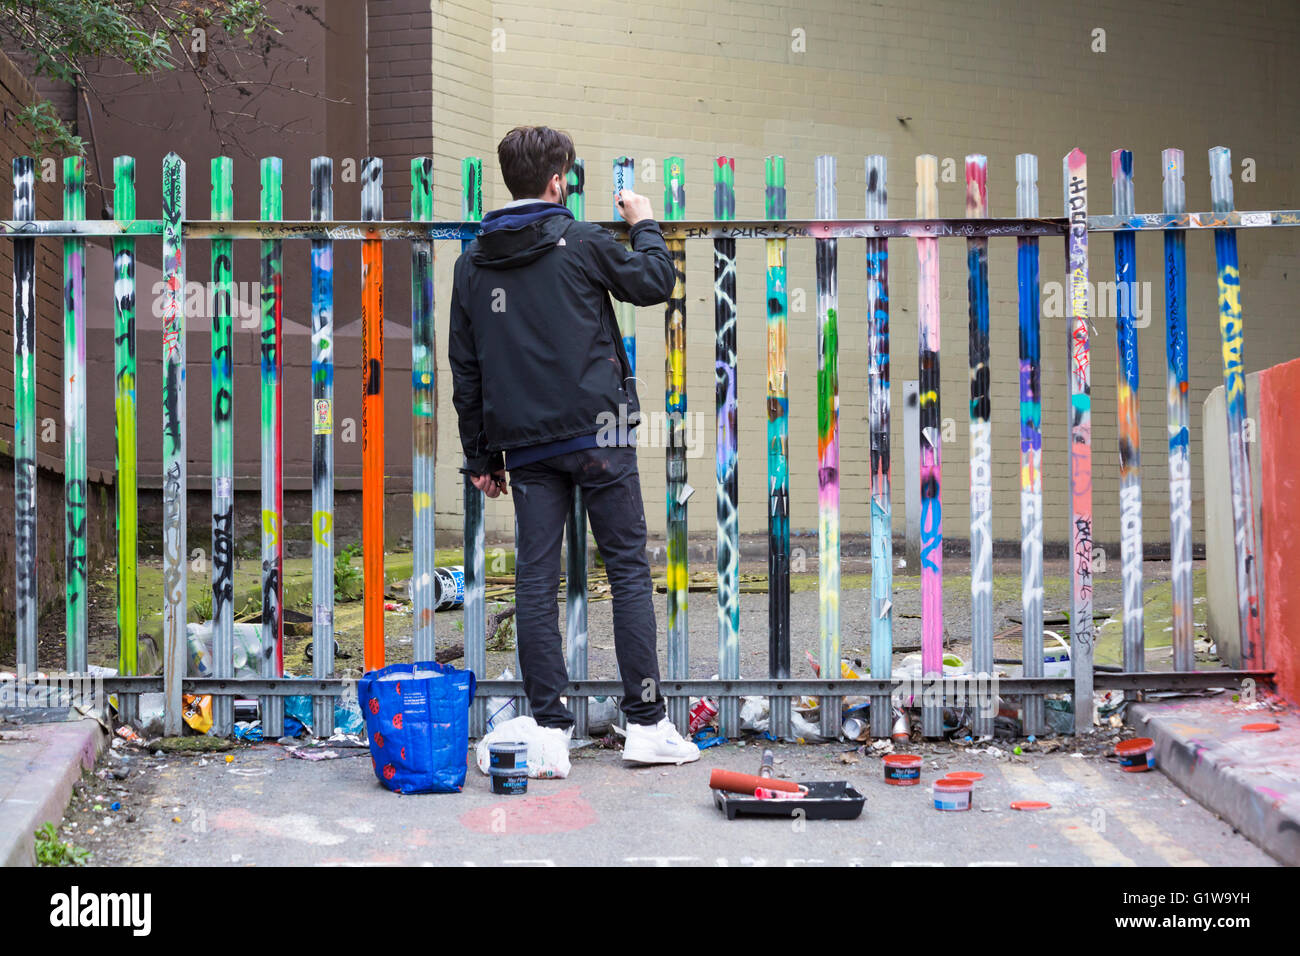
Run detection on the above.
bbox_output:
[1058,758,1208,867]
[1001,764,1136,866]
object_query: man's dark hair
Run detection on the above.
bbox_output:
[498,126,576,200]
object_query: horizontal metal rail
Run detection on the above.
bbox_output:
[10,670,1262,698]
[4,210,1299,240]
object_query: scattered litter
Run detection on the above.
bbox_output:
[484,669,518,732]
[115,725,145,746]
[182,695,212,734]
[233,721,264,742]
[688,695,719,733]
[692,727,727,750]
[285,747,354,761]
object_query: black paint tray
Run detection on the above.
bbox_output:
[713,780,865,820]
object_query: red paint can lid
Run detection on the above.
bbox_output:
[1010,800,1051,811]
[1115,737,1154,756]
[884,753,922,768]
[1242,722,1280,733]
[945,771,984,782]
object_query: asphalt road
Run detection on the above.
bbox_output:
[67,734,1274,867]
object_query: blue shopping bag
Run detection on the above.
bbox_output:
[358,661,476,794]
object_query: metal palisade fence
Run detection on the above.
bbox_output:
[1,148,1280,739]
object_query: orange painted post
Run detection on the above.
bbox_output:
[362,157,385,670]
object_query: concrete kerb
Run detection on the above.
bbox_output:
[0,718,106,866]
[1129,697,1300,866]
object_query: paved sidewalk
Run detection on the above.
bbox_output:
[0,718,105,866]
[1130,693,1300,865]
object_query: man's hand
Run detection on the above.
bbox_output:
[470,470,509,498]
[616,189,653,227]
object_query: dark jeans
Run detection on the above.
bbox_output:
[508,444,665,728]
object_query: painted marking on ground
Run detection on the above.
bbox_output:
[458,786,597,834]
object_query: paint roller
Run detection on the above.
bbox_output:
[709,768,802,795]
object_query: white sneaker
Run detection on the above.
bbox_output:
[622,718,701,765]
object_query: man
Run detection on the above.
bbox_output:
[449,125,699,766]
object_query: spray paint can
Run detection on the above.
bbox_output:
[432,565,465,611]
[891,708,911,742]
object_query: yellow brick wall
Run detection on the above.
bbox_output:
[429,0,1300,550]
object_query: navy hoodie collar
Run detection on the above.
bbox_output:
[481,200,573,234]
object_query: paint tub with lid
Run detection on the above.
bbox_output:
[883,753,922,786]
[489,740,528,772]
[1115,737,1155,772]
[932,777,972,811]
[490,768,528,795]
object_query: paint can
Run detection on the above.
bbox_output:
[489,740,528,772]
[932,777,972,811]
[1115,737,1155,772]
[490,768,528,795]
[432,565,465,611]
[842,716,869,741]
[883,753,922,786]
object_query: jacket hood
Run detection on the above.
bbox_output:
[472,202,574,269]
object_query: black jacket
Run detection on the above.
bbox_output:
[449,206,675,473]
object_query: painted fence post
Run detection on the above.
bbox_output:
[965,154,995,731]
[12,157,36,674]
[161,153,187,735]
[1111,149,1144,680]
[915,154,943,739]
[311,156,337,735]
[663,156,689,732]
[462,157,488,736]
[715,156,740,737]
[609,156,637,733]
[1162,148,1195,673]
[260,157,285,737]
[63,157,88,673]
[1016,154,1044,737]
[565,158,589,737]
[865,154,893,739]
[361,157,385,673]
[411,157,436,665]
[1208,146,1265,670]
[112,156,139,725]
[1064,148,1094,734]
[815,154,841,739]
[766,155,792,741]
[210,156,235,737]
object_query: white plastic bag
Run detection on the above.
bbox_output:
[484,668,518,732]
[475,715,571,779]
